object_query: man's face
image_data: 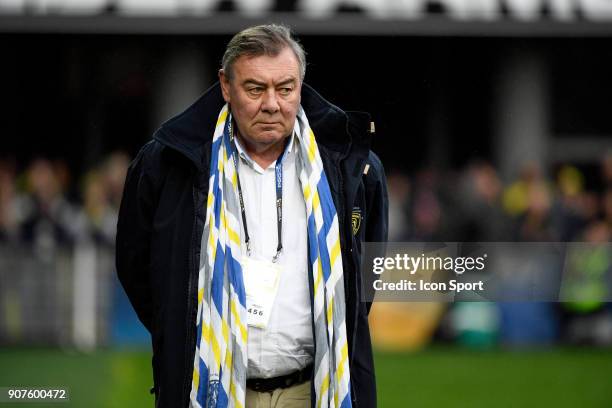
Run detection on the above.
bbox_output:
[219,47,302,153]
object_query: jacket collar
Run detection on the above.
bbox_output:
[153,81,355,172]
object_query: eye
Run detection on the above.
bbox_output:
[278,87,293,96]
[247,87,264,96]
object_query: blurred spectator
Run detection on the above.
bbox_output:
[72,151,129,247]
[386,170,411,241]
[73,171,118,247]
[101,151,130,210]
[600,151,612,192]
[19,159,78,260]
[505,162,558,241]
[551,165,602,241]
[0,159,19,242]
[408,169,444,241]
[502,161,544,217]
[603,188,612,227]
[455,160,510,241]
[560,221,612,345]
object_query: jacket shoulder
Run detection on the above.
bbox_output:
[131,139,165,176]
[131,138,194,185]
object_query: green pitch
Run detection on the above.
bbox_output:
[0,347,610,407]
[375,347,612,407]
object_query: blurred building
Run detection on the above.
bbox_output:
[1,1,611,178]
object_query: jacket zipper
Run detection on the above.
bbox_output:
[328,160,359,408]
[336,117,362,407]
[182,182,200,406]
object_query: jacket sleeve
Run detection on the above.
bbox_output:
[115,141,163,333]
[363,150,389,315]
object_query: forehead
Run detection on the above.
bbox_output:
[232,47,300,84]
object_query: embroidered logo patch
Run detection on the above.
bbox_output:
[351,208,362,236]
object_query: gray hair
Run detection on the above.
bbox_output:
[221,24,307,82]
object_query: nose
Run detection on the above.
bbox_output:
[261,88,280,114]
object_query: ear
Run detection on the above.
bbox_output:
[219,69,231,103]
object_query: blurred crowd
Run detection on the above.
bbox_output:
[1,150,611,348]
[388,153,612,244]
[0,152,129,255]
[0,153,130,346]
[2,150,610,250]
[381,151,612,349]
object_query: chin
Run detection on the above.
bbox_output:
[255,131,286,143]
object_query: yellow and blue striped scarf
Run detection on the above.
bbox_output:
[190,103,352,408]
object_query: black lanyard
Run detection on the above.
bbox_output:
[228,120,285,263]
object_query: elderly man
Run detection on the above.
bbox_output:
[116,24,388,408]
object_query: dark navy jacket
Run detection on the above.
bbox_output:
[116,82,388,407]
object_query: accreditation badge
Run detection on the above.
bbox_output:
[241,257,282,329]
